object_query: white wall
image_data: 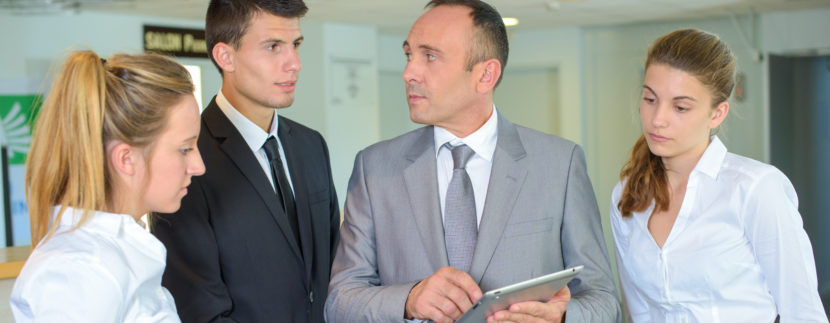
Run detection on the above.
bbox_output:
[377,33,419,140]
[321,23,380,207]
[761,8,830,55]
[507,27,583,144]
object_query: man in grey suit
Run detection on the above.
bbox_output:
[325,1,619,322]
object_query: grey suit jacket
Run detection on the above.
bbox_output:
[326,113,619,322]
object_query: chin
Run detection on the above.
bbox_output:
[271,97,294,109]
[645,143,670,158]
[156,203,182,214]
[408,111,432,125]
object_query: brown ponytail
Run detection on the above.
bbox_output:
[618,136,670,216]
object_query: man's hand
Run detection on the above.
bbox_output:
[404,266,483,323]
[486,285,570,323]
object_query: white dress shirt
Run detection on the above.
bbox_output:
[434,106,498,227]
[610,136,827,323]
[10,207,180,322]
[216,91,294,193]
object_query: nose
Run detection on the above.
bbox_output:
[188,149,206,176]
[651,104,669,128]
[285,47,301,73]
[402,59,420,85]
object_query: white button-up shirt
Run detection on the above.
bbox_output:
[10,207,180,322]
[610,136,827,323]
[434,106,498,227]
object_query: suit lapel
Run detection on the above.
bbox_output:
[469,114,527,284]
[277,118,314,286]
[402,127,449,271]
[202,102,304,263]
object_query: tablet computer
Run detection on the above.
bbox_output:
[456,265,583,323]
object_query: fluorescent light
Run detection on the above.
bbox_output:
[503,17,519,27]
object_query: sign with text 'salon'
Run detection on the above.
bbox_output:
[143,25,208,58]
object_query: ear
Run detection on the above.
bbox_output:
[475,58,501,94]
[709,100,729,129]
[212,42,236,73]
[109,141,138,177]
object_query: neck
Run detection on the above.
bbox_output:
[221,84,275,132]
[441,102,493,138]
[108,185,146,222]
[661,139,710,189]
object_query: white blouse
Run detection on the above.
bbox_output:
[610,136,827,323]
[10,207,180,322]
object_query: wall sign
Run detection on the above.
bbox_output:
[143,25,208,58]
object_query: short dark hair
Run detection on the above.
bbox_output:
[426,0,509,87]
[206,0,308,74]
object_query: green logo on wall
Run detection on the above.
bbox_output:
[0,95,38,165]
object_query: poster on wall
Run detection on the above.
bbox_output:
[0,95,37,247]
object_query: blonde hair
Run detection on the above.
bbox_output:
[618,29,736,217]
[25,50,194,246]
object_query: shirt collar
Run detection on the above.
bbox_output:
[53,206,141,237]
[216,90,280,151]
[433,105,498,162]
[692,135,727,180]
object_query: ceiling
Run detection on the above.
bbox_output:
[2,0,830,32]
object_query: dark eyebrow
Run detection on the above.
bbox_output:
[260,35,304,45]
[419,44,442,54]
[642,85,656,98]
[401,41,442,54]
[261,38,285,45]
[642,85,697,102]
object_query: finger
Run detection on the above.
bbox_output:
[547,285,571,304]
[437,282,474,315]
[429,294,463,320]
[445,268,483,302]
[510,301,553,318]
[493,309,544,323]
[422,302,454,323]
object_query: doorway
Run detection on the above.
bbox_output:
[769,54,830,314]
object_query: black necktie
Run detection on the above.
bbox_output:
[263,136,300,247]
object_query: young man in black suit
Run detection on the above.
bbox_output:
[151,0,340,322]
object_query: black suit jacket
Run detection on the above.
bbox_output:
[151,98,340,323]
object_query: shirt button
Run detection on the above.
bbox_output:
[309,290,314,303]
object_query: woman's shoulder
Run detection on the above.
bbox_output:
[11,244,128,321]
[611,180,625,199]
[721,152,790,186]
[22,227,133,287]
[609,180,633,226]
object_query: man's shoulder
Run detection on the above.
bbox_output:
[510,123,578,154]
[360,126,431,157]
[278,115,325,140]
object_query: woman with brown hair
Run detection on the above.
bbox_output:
[9,50,205,322]
[610,29,827,322]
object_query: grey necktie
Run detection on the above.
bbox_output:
[443,143,477,273]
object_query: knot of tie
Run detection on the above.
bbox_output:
[263,136,280,162]
[445,143,475,170]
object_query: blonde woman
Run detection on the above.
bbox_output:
[610,29,827,322]
[10,51,205,322]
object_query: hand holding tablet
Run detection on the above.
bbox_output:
[456,266,583,323]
